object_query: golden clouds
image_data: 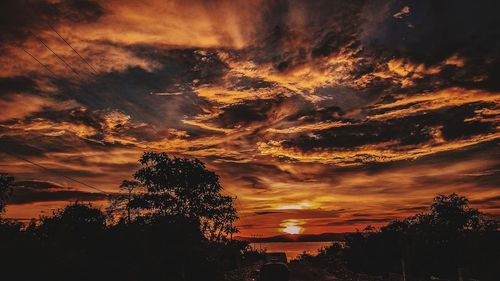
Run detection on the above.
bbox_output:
[258,132,500,166]
[71,0,262,49]
[1,0,499,236]
[181,119,236,134]
[194,85,279,105]
[215,48,363,103]
[267,121,350,134]
[256,87,500,166]
[369,87,500,120]
[387,58,441,77]
[0,35,159,85]
[6,120,98,139]
[233,149,499,236]
[0,94,57,121]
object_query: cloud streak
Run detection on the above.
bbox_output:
[0,0,498,236]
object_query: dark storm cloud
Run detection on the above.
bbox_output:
[362,0,500,91]
[14,180,62,189]
[0,0,499,235]
[280,101,497,152]
[0,136,48,157]
[127,46,229,87]
[0,131,128,160]
[10,186,108,205]
[58,46,228,130]
[0,0,104,43]
[362,0,500,64]
[0,76,37,95]
[281,116,433,150]
[253,0,365,69]
[207,95,310,130]
[285,103,344,123]
[215,99,275,128]
[8,180,108,206]
[254,211,283,216]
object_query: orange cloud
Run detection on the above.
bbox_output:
[258,132,499,166]
[69,0,263,49]
[369,87,500,120]
[0,94,77,121]
[267,121,350,134]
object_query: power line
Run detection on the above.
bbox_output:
[11,32,163,198]
[3,151,108,195]
[17,39,162,145]
[32,25,165,139]
[37,26,164,137]
[13,28,173,195]
[8,47,156,194]
[30,30,82,77]
[18,47,58,78]
[47,23,98,75]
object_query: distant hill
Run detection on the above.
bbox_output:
[236,232,348,242]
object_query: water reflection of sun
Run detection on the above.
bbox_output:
[280,219,305,235]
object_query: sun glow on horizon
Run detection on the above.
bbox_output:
[275,202,314,210]
[280,219,305,235]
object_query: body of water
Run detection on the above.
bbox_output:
[250,242,334,261]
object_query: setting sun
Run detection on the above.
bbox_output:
[280,219,305,235]
[283,225,303,235]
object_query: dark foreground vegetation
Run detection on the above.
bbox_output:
[1,152,499,281]
[296,194,499,281]
[0,152,259,281]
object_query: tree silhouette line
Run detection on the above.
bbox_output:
[297,194,499,281]
[1,152,499,281]
[0,152,247,281]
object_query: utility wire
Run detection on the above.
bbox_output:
[13,29,167,195]
[47,23,98,75]
[15,45,158,195]
[43,23,166,139]
[17,40,146,143]
[3,151,109,195]
[18,47,58,78]
[30,30,82,77]
[42,25,164,137]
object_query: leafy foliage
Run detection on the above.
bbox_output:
[0,201,246,281]
[0,154,244,280]
[316,193,499,281]
[130,152,238,240]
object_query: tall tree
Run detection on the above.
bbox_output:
[342,193,499,280]
[131,152,238,240]
[108,180,141,224]
[0,173,14,214]
[429,193,482,232]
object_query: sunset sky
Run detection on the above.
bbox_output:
[0,0,499,236]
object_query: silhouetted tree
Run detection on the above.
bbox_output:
[339,193,499,281]
[0,173,14,214]
[131,152,238,240]
[37,201,106,240]
[429,193,483,232]
[0,155,247,281]
[107,179,141,223]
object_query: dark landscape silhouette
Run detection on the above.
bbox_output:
[1,153,499,281]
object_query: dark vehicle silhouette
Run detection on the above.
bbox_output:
[258,261,290,281]
[265,252,287,264]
